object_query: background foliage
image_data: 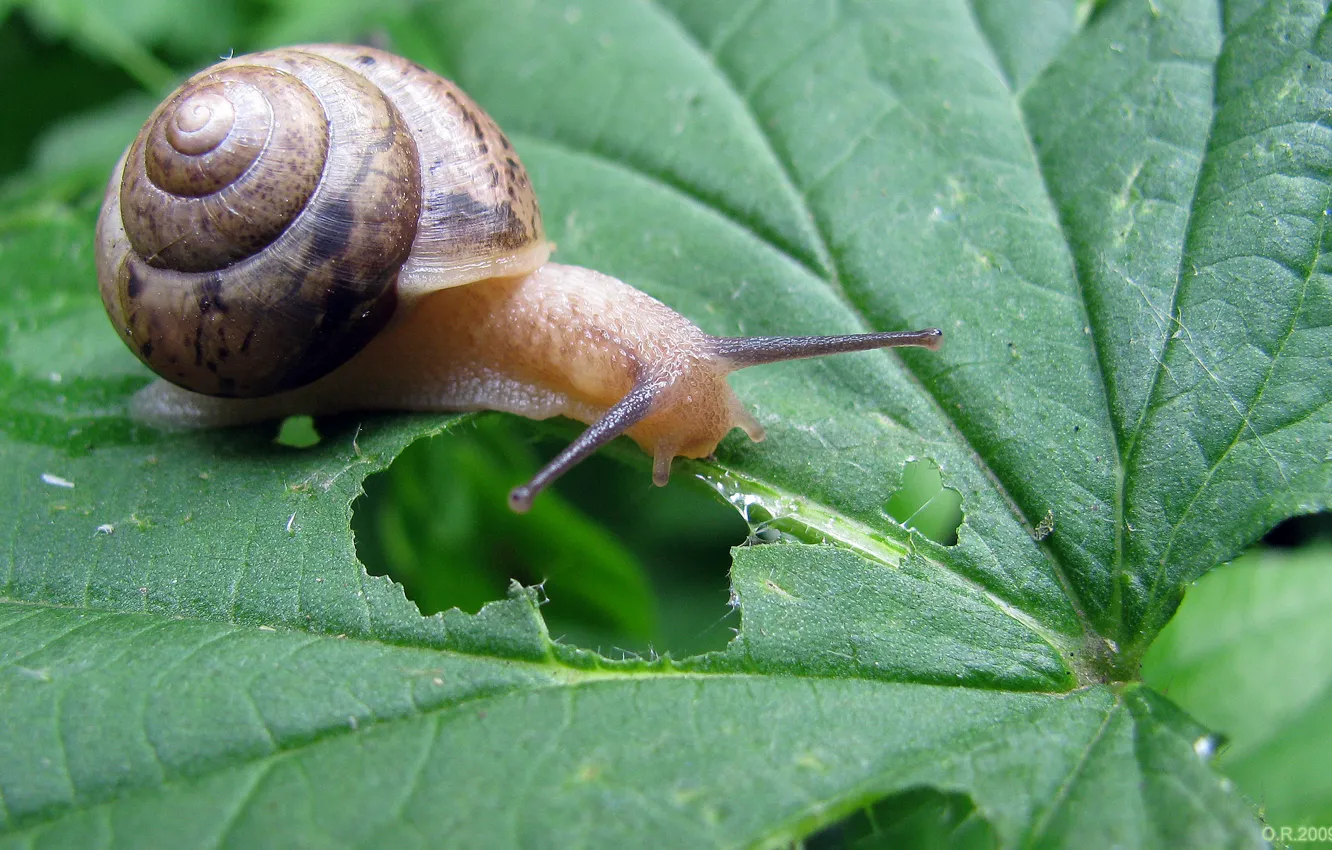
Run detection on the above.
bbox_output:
[1,0,1329,846]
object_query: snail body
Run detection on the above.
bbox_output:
[97,45,942,511]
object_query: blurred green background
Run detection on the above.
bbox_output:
[0,0,968,657]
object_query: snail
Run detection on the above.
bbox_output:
[96,45,942,512]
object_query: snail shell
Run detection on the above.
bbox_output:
[96,45,549,398]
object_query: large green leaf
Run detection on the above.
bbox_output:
[2,0,1328,845]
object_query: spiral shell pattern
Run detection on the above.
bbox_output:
[97,45,549,399]
[121,66,331,272]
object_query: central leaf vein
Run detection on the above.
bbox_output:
[644,0,1088,646]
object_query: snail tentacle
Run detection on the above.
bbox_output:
[707,328,944,367]
[508,377,661,513]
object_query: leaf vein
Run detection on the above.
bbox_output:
[382,714,440,826]
[205,760,277,850]
[1026,692,1121,842]
[647,0,1098,643]
[1146,178,1327,619]
[645,0,840,285]
[954,0,1124,651]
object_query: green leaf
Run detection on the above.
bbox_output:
[0,613,1258,847]
[1144,546,1332,829]
[3,0,1328,845]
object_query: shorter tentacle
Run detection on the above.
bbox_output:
[652,444,679,486]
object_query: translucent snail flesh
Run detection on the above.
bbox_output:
[96,45,942,511]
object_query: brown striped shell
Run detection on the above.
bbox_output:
[96,45,549,398]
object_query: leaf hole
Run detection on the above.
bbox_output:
[805,786,996,849]
[1262,511,1332,548]
[884,459,963,545]
[352,416,747,658]
[273,415,321,448]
